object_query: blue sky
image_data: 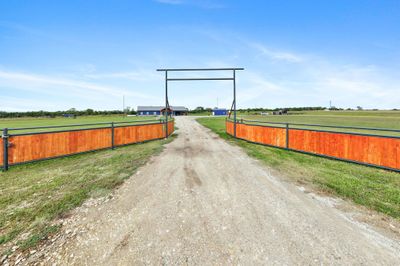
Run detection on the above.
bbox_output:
[0,0,399,111]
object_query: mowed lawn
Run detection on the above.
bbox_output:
[197,116,400,221]
[235,110,400,137]
[0,115,161,134]
[239,110,400,130]
[0,129,174,255]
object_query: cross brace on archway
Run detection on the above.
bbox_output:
[156,67,244,138]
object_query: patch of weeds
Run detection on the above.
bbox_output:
[18,225,61,251]
[0,229,22,245]
[1,248,12,257]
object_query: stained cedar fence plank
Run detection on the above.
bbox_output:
[8,128,111,165]
[226,121,400,171]
[397,141,400,169]
[225,121,234,136]
[1,121,174,169]
[114,124,164,146]
[114,126,138,146]
[288,129,400,169]
[0,137,3,167]
[137,124,163,142]
[235,123,286,148]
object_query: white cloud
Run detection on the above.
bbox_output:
[85,70,158,81]
[236,37,400,109]
[0,70,151,99]
[0,70,160,111]
[249,42,304,63]
[0,96,61,112]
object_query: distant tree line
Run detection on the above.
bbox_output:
[189,107,213,113]
[0,108,137,118]
[189,106,399,114]
[237,106,328,112]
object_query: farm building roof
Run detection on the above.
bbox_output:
[137,106,188,112]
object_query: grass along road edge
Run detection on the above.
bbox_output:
[197,117,400,220]
[0,135,176,256]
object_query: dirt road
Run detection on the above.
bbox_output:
[32,117,400,265]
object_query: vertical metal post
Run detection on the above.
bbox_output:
[111,122,115,149]
[286,123,289,149]
[2,128,9,171]
[165,71,169,138]
[233,70,237,138]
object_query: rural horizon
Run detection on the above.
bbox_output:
[3,105,400,114]
[1,1,399,265]
[1,1,399,111]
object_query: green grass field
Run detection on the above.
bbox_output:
[0,115,161,134]
[0,135,174,255]
[236,110,400,137]
[188,112,212,116]
[197,117,400,221]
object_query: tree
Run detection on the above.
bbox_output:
[85,108,94,115]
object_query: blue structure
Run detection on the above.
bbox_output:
[137,106,161,116]
[212,108,227,116]
[137,106,188,116]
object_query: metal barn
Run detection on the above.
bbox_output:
[212,108,227,116]
[137,106,188,116]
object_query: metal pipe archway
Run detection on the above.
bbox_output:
[156,67,244,138]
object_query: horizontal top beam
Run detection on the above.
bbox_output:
[167,77,234,81]
[156,67,244,72]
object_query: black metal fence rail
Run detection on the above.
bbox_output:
[1,119,173,171]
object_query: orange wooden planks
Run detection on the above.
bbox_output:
[2,122,170,167]
[0,137,3,167]
[234,123,286,147]
[110,122,170,147]
[226,121,233,135]
[256,126,286,147]
[8,128,111,165]
[114,126,138,146]
[397,140,400,169]
[227,122,400,170]
[289,129,400,170]
[137,124,164,142]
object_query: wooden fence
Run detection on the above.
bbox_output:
[1,120,174,170]
[226,120,400,172]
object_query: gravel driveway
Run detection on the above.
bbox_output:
[30,116,400,265]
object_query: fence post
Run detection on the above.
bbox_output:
[2,128,9,171]
[286,123,289,149]
[111,122,115,150]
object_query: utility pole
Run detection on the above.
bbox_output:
[123,95,126,117]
